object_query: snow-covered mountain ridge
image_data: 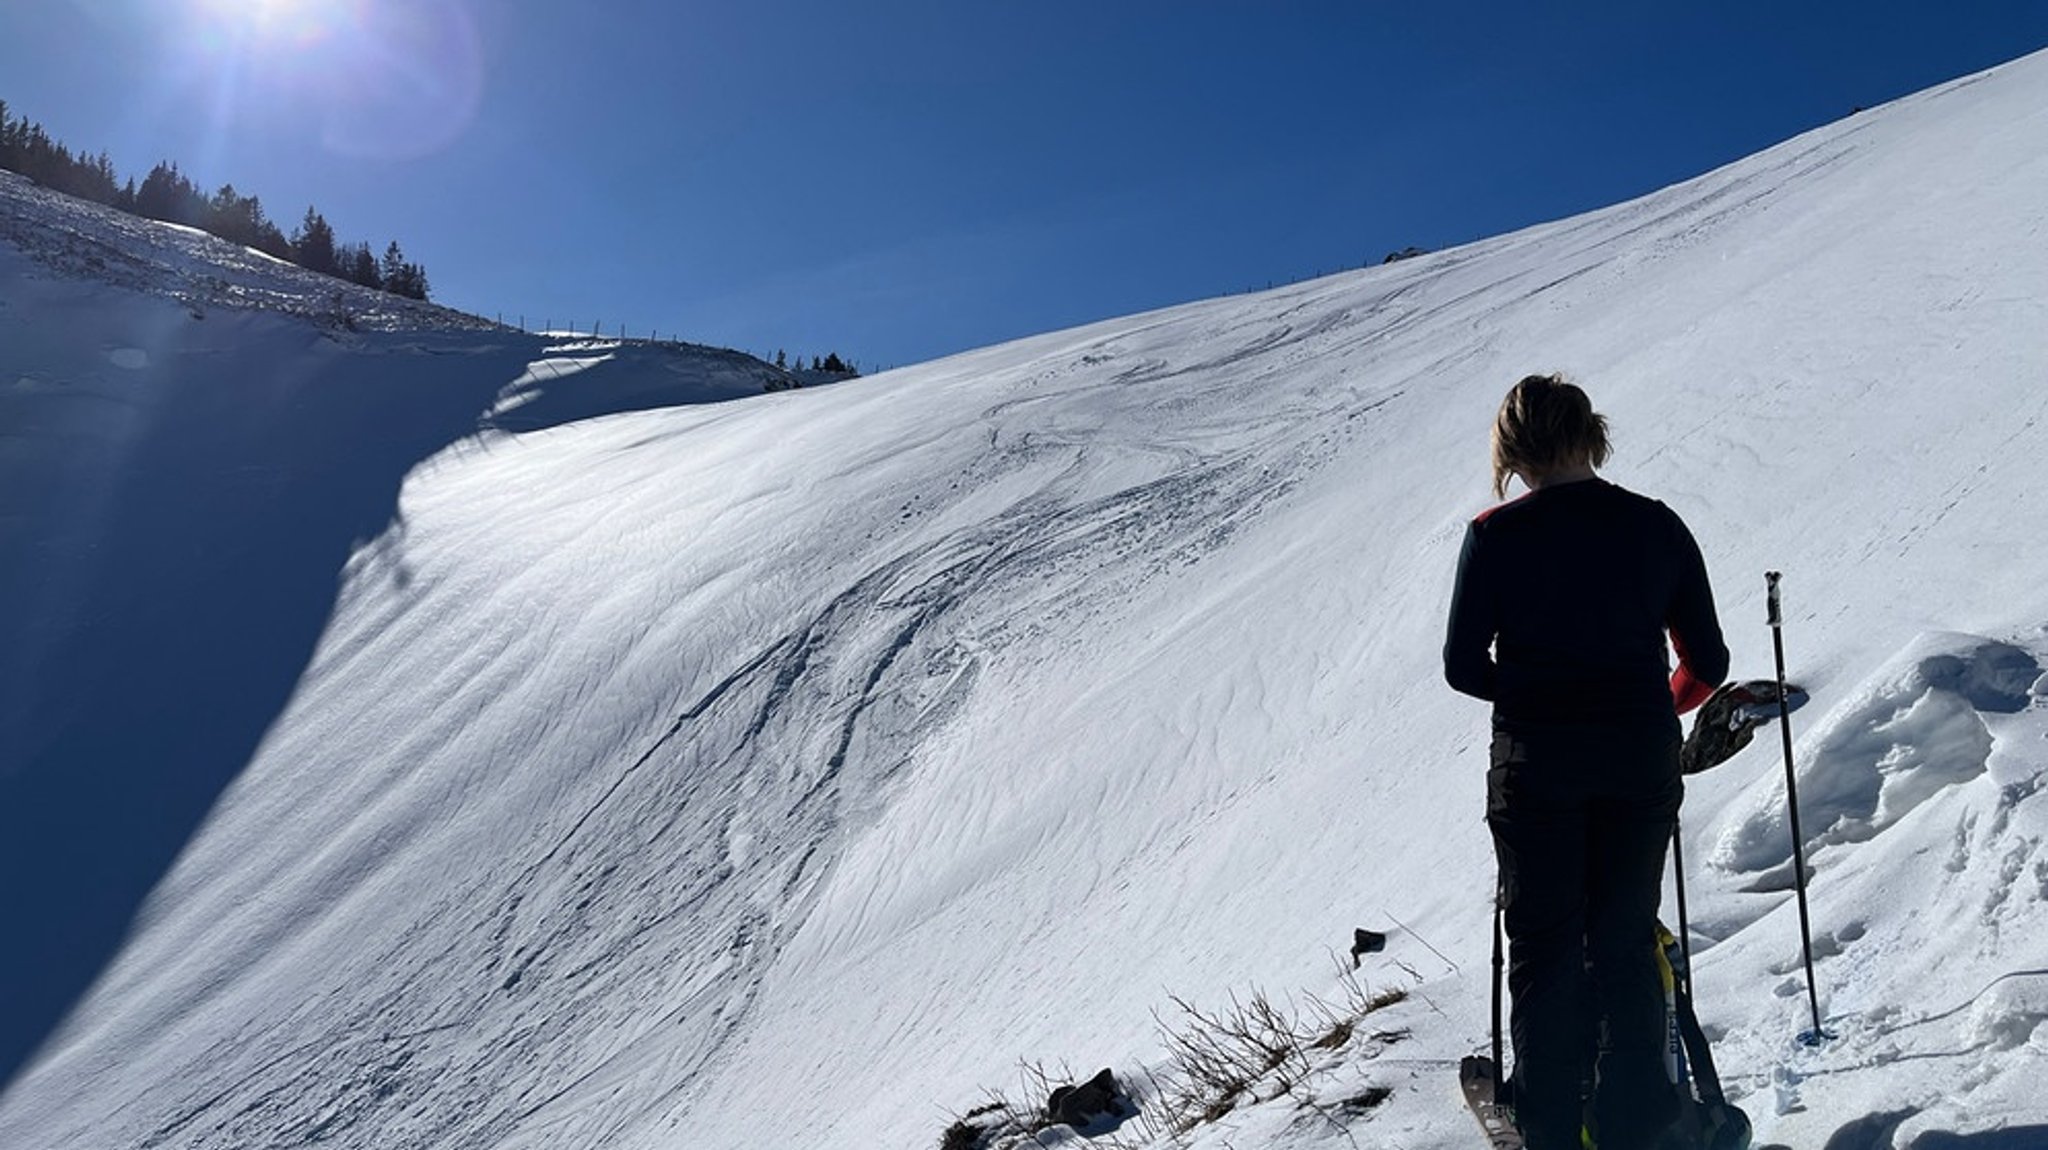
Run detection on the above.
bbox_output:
[4,48,2048,1150]
[0,168,491,332]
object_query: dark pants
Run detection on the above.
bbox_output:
[1488,725,1683,1150]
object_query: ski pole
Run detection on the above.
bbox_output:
[1490,887,1506,1084]
[1767,571,1831,1045]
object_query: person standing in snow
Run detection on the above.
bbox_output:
[1444,374,1728,1150]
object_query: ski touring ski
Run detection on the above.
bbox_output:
[1459,1055,1524,1150]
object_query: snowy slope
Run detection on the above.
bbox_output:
[0,169,493,332]
[0,181,804,1119]
[5,49,2048,1150]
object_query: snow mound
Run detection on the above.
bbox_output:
[1712,633,2043,875]
[1962,976,2048,1053]
[485,337,800,430]
[1687,624,2048,1148]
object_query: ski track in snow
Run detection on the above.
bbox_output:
[5,48,2048,1150]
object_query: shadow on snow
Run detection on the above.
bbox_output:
[0,297,781,1093]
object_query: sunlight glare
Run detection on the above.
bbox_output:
[194,0,354,48]
[182,0,485,161]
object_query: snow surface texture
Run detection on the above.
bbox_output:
[0,195,800,1124]
[4,48,2048,1150]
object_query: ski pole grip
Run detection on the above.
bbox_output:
[1766,570,1783,627]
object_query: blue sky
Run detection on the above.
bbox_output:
[4,2,2046,368]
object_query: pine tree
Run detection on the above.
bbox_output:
[135,162,205,226]
[345,242,382,290]
[292,207,338,275]
[380,240,409,294]
[82,151,120,205]
[208,185,262,248]
[248,200,291,259]
[378,240,429,300]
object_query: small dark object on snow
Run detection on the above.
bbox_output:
[1047,1067,1122,1128]
[1351,927,1388,967]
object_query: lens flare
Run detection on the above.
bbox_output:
[184,0,485,160]
[193,0,355,48]
[316,1,486,160]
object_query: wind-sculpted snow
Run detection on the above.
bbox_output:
[1711,633,2040,876]
[0,241,803,1114]
[1683,630,2048,1141]
[485,337,801,430]
[6,47,2048,1150]
[0,270,1407,1147]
